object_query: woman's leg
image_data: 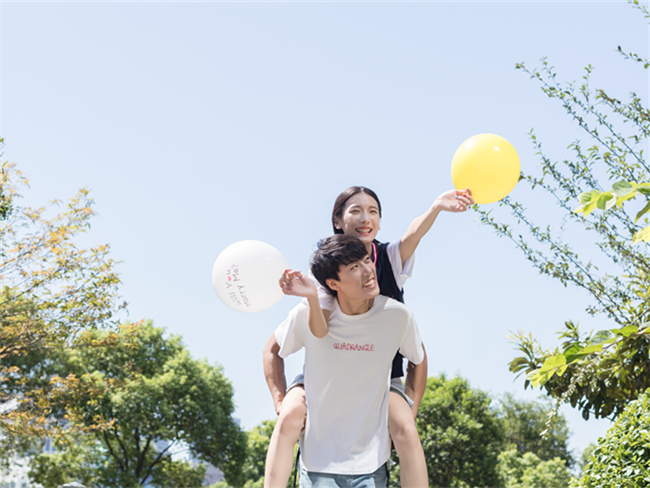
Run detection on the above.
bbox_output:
[388,390,428,487]
[264,386,307,487]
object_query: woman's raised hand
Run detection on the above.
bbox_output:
[435,188,474,213]
[279,269,318,298]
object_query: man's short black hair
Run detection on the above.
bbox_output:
[310,235,369,297]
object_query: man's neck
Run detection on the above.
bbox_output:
[336,295,374,316]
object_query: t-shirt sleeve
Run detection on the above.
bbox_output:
[274,303,309,358]
[308,269,335,311]
[398,309,425,365]
[386,240,415,290]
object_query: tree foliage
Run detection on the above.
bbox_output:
[26,321,247,488]
[477,0,650,420]
[498,393,572,467]
[0,150,124,437]
[498,449,572,488]
[413,374,504,487]
[573,387,650,488]
[241,420,275,486]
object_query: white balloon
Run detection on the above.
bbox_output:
[212,240,289,313]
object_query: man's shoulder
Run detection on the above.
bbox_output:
[279,300,310,328]
[374,295,412,317]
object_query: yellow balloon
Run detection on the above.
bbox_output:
[451,134,520,204]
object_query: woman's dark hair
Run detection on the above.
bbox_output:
[331,186,382,234]
[310,235,369,297]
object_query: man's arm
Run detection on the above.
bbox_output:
[404,344,428,418]
[280,269,329,338]
[263,333,287,415]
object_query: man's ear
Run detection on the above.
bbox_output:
[326,278,340,292]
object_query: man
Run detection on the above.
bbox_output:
[264,234,425,486]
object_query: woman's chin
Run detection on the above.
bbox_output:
[357,234,376,245]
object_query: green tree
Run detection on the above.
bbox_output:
[477,0,650,420]
[573,388,650,488]
[409,374,504,487]
[498,449,572,488]
[26,320,247,488]
[578,443,597,474]
[241,420,275,485]
[499,393,573,466]
[0,151,123,439]
[233,419,300,488]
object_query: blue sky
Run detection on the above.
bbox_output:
[2,0,648,458]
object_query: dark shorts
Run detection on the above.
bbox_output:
[287,374,414,408]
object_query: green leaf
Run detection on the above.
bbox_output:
[634,201,650,223]
[539,354,567,378]
[592,330,613,345]
[526,368,541,381]
[637,183,650,196]
[633,225,650,244]
[616,190,638,207]
[577,190,601,205]
[564,343,588,364]
[597,192,614,210]
[579,344,603,355]
[563,343,582,356]
[616,325,639,337]
[527,369,548,388]
[582,201,599,217]
[612,180,636,197]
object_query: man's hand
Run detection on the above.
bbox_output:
[279,269,317,299]
[274,399,283,416]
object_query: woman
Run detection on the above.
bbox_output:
[263,186,474,486]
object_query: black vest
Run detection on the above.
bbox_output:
[373,241,405,379]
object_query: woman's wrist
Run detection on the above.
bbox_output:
[430,199,445,215]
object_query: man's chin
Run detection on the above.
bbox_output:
[366,288,380,299]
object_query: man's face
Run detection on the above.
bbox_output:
[327,255,380,301]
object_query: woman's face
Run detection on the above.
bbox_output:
[334,193,381,246]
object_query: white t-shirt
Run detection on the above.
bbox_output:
[315,240,415,311]
[275,295,425,474]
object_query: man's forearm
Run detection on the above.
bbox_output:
[405,345,428,418]
[263,334,287,414]
[307,295,329,338]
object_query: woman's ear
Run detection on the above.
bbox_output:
[333,217,341,230]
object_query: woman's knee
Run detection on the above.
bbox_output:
[391,418,420,447]
[276,391,307,434]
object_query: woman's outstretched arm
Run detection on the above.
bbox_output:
[400,188,474,264]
